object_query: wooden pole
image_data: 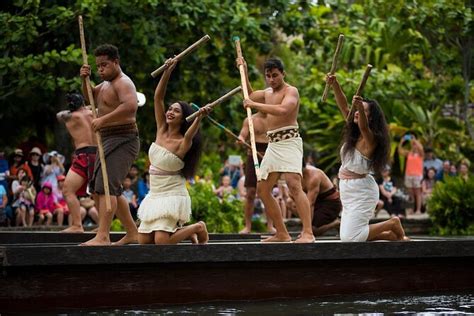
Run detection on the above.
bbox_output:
[186,86,242,122]
[150,35,211,78]
[190,103,263,159]
[78,15,112,213]
[355,64,373,96]
[233,36,261,179]
[321,34,344,102]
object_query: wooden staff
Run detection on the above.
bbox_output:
[347,64,373,120]
[190,103,263,159]
[150,35,211,78]
[233,36,261,179]
[355,64,373,96]
[78,15,112,213]
[322,34,345,102]
[186,86,242,122]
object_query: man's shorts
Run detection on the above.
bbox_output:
[70,146,97,197]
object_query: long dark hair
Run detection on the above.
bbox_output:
[341,98,390,174]
[176,101,202,179]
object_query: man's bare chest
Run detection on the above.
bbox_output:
[97,84,119,107]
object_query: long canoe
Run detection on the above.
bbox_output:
[1,234,473,313]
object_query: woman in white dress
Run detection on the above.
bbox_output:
[326,74,408,242]
[138,59,210,245]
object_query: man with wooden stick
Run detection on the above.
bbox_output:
[57,93,97,233]
[236,57,314,243]
[80,44,139,246]
[237,112,275,234]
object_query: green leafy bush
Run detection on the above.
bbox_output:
[188,181,243,233]
[428,176,474,235]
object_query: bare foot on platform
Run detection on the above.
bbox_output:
[60,226,84,233]
[196,221,209,244]
[80,236,111,246]
[189,233,198,244]
[402,236,411,241]
[261,233,292,243]
[239,228,251,234]
[112,233,139,246]
[294,232,316,243]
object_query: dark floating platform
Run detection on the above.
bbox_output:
[1,232,473,313]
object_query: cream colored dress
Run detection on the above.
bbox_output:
[338,147,378,242]
[137,143,191,233]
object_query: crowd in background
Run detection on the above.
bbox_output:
[0,135,471,228]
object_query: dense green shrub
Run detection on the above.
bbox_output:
[188,181,243,233]
[428,176,474,235]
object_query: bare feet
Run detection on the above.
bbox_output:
[239,227,251,234]
[261,233,292,243]
[189,233,199,244]
[112,233,139,246]
[60,225,84,233]
[403,236,411,241]
[294,232,316,243]
[266,226,277,234]
[196,221,209,244]
[80,235,111,246]
[389,217,407,241]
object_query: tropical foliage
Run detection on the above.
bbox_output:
[428,176,474,235]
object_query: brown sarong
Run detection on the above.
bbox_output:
[91,123,140,196]
[244,142,268,188]
[312,186,342,228]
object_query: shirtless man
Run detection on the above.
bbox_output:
[57,93,97,233]
[80,44,139,246]
[237,57,314,243]
[301,163,342,236]
[237,112,274,234]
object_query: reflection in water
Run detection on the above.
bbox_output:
[73,291,474,315]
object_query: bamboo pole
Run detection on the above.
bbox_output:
[355,64,373,96]
[186,86,242,122]
[78,15,112,212]
[190,103,263,159]
[150,35,211,78]
[233,36,261,179]
[321,34,345,102]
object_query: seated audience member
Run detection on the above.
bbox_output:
[214,175,235,201]
[137,171,150,205]
[0,149,9,194]
[0,182,7,226]
[127,164,140,197]
[436,160,455,181]
[36,182,55,226]
[122,175,138,220]
[423,148,443,175]
[79,195,99,226]
[421,167,437,212]
[459,161,470,181]
[12,171,36,227]
[54,175,69,226]
[9,149,33,181]
[450,164,458,176]
[378,166,404,218]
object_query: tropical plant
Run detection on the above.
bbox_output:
[188,181,243,233]
[428,176,474,236]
